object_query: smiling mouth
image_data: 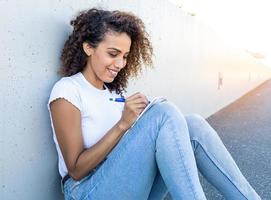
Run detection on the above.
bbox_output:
[108,69,118,77]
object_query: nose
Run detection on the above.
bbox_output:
[114,57,126,69]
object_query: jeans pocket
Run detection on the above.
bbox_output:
[67,170,102,200]
[64,159,107,199]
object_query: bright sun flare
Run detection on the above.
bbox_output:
[168,0,271,67]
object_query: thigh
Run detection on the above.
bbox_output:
[65,105,165,200]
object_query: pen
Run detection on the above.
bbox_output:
[109,97,126,102]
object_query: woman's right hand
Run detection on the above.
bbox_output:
[118,92,149,131]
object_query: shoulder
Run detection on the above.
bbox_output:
[47,75,82,111]
[50,72,84,94]
[52,77,74,91]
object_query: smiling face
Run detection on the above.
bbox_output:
[82,32,131,90]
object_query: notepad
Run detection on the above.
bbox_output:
[126,97,167,132]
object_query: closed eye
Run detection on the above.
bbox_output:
[108,52,128,59]
[108,53,117,57]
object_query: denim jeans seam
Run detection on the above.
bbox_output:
[70,181,83,200]
[191,138,248,200]
[81,181,102,200]
[165,115,199,200]
[68,180,81,199]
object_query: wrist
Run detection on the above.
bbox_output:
[116,120,129,133]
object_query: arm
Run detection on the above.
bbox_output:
[49,92,148,181]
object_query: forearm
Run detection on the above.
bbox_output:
[69,120,128,180]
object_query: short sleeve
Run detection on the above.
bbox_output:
[47,78,82,111]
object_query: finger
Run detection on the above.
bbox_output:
[126,103,146,114]
[126,92,148,102]
[127,98,149,106]
[126,102,147,111]
[136,106,147,115]
[127,95,149,105]
[134,103,148,109]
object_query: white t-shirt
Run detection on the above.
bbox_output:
[47,72,124,177]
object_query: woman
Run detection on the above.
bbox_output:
[48,8,261,200]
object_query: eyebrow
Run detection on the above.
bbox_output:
[108,47,129,54]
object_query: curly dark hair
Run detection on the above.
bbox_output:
[59,8,153,95]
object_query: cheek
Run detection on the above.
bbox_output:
[91,57,108,73]
[96,54,113,68]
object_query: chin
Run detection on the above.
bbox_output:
[104,77,115,83]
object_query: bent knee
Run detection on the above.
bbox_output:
[151,101,184,117]
[147,101,189,130]
[185,114,205,123]
[185,114,210,139]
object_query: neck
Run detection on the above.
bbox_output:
[82,67,104,90]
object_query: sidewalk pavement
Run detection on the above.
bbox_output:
[166,79,271,200]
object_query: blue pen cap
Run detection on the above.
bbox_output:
[109,97,125,102]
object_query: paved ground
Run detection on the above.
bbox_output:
[165,79,271,200]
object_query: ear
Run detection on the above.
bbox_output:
[82,42,94,56]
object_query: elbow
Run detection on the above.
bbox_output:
[66,159,84,181]
[67,166,83,181]
[68,170,82,181]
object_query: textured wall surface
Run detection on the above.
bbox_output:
[1,0,270,199]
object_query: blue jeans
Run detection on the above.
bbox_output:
[63,101,261,200]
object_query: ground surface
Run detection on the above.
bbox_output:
[165,79,271,199]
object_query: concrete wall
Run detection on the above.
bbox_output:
[1,0,271,199]
[125,0,271,117]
